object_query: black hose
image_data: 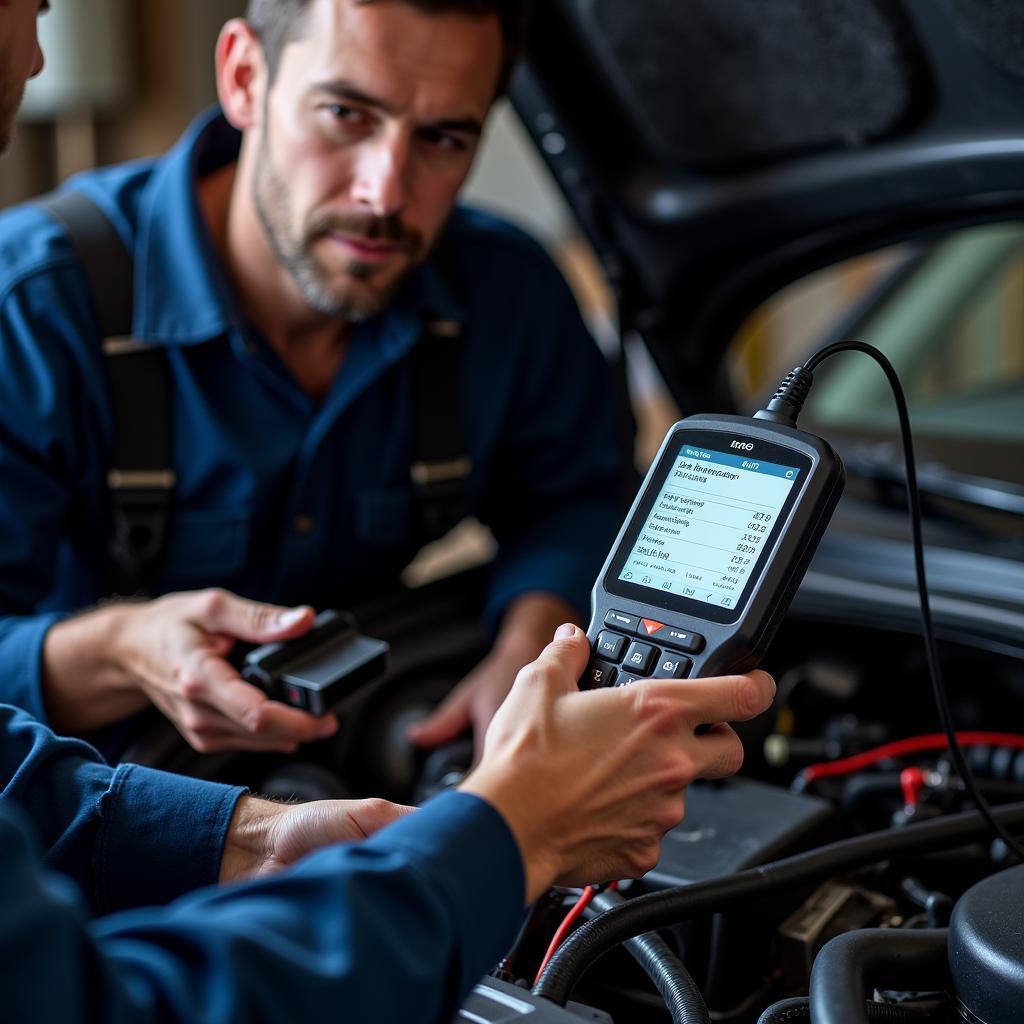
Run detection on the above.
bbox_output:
[840,774,1024,820]
[757,996,934,1023]
[809,929,949,1024]
[840,773,905,817]
[533,800,1024,1005]
[589,889,709,1024]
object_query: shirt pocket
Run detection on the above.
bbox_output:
[157,508,252,592]
[354,486,416,548]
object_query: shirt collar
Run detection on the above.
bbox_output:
[134,107,466,347]
[135,108,240,344]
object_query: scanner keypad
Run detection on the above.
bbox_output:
[585,610,700,689]
[585,660,618,689]
[595,630,628,662]
[622,641,657,676]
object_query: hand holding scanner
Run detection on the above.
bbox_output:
[585,413,844,688]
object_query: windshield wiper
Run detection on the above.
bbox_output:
[845,445,1024,518]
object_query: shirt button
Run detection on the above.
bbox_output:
[293,514,315,536]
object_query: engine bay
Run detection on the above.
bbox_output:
[452,614,1024,1023]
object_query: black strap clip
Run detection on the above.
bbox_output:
[100,336,175,596]
[411,317,472,542]
[107,470,176,590]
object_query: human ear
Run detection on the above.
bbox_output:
[214,18,267,132]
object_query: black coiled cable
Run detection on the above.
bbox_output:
[757,996,933,1023]
[801,341,1024,863]
[589,889,709,1024]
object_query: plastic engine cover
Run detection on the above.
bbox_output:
[949,865,1024,1024]
[452,978,613,1023]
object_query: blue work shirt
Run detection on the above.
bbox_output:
[0,703,244,913]
[0,109,625,725]
[0,704,525,1022]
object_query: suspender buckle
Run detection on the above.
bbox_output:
[102,336,156,357]
[106,470,176,592]
[410,460,472,543]
[107,469,176,490]
[424,318,463,339]
[410,457,473,487]
[411,312,470,542]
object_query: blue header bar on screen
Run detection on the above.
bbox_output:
[679,445,801,481]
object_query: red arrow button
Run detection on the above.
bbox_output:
[641,618,665,636]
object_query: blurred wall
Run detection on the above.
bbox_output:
[5,1,241,205]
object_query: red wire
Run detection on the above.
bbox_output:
[802,732,1024,784]
[534,887,595,985]
[533,882,619,985]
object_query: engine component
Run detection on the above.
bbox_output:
[645,777,834,890]
[454,978,612,1023]
[808,928,948,1024]
[948,865,1024,1024]
[533,800,1024,1006]
[641,777,834,1014]
[778,881,896,985]
[900,878,952,930]
[588,889,709,1024]
[757,996,932,1023]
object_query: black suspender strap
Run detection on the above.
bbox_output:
[101,340,175,595]
[35,191,174,596]
[410,316,472,543]
[38,192,469,577]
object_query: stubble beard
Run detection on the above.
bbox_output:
[252,132,424,322]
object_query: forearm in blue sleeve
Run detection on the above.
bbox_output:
[484,496,623,626]
[0,704,244,914]
[0,791,525,1024]
[0,613,70,721]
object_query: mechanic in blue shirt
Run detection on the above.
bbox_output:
[0,0,626,757]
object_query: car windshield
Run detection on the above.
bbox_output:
[804,223,1024,442]
[728,222,1024,494]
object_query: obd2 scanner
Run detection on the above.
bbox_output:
[584,413,844,688]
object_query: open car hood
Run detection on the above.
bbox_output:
[511,0,1024,412]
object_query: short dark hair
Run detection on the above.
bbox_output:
[246,0,532,94]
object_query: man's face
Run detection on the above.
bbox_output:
[0,0,47,156]
[251,0,502,321]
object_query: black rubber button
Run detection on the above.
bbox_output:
[622,641,657,676]
[652,655,692,679]
[585,660,618,689]
[595,630,628,662]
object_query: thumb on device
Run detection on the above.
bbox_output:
[188,590,316,644]
[516,623,590,695]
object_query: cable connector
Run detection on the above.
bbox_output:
[754,365,815,428]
